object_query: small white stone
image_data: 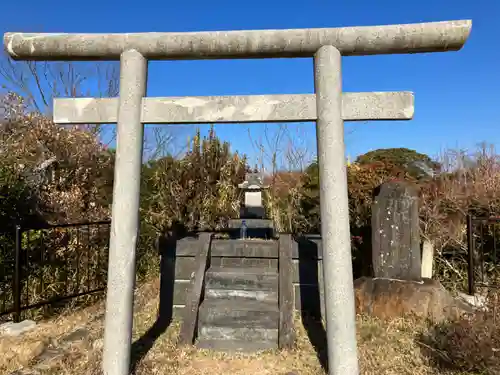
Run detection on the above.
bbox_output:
[0,320,36,337]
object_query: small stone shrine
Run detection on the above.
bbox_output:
[238,172,268,219]
[228,173,274,238]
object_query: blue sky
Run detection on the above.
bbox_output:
[1,0,498,169]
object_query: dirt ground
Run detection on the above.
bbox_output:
[0,278,469,375]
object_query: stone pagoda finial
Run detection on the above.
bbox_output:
[238,173,268,219]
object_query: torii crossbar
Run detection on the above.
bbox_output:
[3,19,472,375]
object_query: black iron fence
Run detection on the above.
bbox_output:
[467,215,500,295]
[0,220,110,322]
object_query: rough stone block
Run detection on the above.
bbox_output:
[354,276,474,322]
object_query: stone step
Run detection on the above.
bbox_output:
[198,325,279,342]
[196,338,278,353]
[199,299,279,328]
[205,267,278,291]
[204,288,278,303]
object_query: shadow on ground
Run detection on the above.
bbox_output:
[295,230,373,373]
[130,229,181,374]
[297,235,328,372]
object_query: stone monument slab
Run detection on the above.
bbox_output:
[372,181,421,281]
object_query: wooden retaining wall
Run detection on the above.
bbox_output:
[160,235,325,318]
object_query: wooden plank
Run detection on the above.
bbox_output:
[210,239,279,258]
[172,281,191,305]
[175,238,280,257]
[278,234,295,349]
[53,92,414,124]
[211,257,278,269]
[178,232,212,345]
[173,257,197,280]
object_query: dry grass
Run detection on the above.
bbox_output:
[0,279,476,375]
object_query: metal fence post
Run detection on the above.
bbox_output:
[467,215,475,296]
[13,225,22,323]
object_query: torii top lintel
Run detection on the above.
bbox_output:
[3,20,471,61]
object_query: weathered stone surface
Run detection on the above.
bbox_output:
[100,50,147,375]
[315,45,359,374]
[372,181,421,281]
[354,277,474,322]
[0,320,36,337]
[4,20,471,60]
[53,92,414,125]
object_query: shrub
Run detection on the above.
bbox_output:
[140,126,248,234]
[0,93,113,319]
[0,93,113,224]
[422,294,500,374]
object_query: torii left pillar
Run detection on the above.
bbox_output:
[103,49,147,374]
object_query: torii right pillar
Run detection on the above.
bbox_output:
[314,45,359,373]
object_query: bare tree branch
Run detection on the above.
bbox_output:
[0,51,119,115]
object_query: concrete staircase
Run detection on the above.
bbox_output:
[196,266,280,352]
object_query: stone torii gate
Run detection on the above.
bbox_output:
[4,19,471,375]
